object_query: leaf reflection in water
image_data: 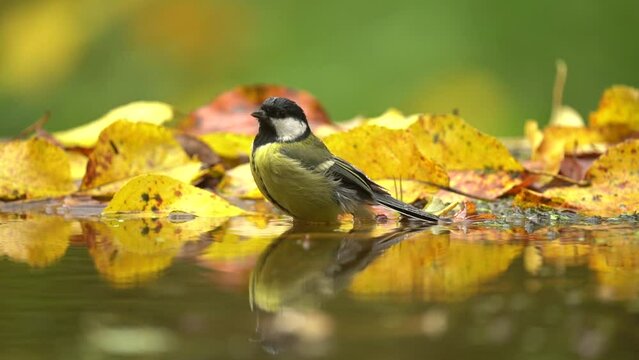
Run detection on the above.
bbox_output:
[0,213,72,267]
[83,216,227,287]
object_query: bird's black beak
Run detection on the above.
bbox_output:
[251,110,267,120]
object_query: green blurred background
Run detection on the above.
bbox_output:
[1,0,637,137]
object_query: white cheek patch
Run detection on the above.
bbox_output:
[273,117,308,141]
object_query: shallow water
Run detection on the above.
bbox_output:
[1,213,639,359]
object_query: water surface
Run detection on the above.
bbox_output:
[1,213,639,359]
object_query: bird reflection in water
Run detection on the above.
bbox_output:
[249,222,434,355]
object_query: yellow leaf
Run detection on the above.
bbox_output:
[217,163,263,200]
[54,102,174,148]
[0,138,75,200]
[542,139,639,217]
[80,162,205,198]
[410,114,524,171]
[324,124,449,189]
[67,151,88,182]
[589,85,639,130]
[530,125,625,176]
[86,217,226,287]
[366,108,419,129]
[80,120,202,195]
[103,174,245,217]
[375,179,434,204]
[200,132,253,159]
[410,114,523,198]
[0,214,71,267]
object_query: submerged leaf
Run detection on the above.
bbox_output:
[0,138,75,200]
[53,101,174,148]
[80,120,203,195]
[103,174,245,217]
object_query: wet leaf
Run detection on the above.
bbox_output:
[183,85,332,135]
[0,214,71,267]
[324,124,449,192]
[103,174,245,217]
[0,138,75,200]
[534,140,639,216]
[53,101,174,148]
[80,120,203,195]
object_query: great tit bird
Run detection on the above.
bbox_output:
[250,97,441,223]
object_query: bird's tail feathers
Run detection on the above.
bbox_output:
[373,193,441,223]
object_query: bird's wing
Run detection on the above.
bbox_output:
[329,157,440,223]
[328,157,388,196]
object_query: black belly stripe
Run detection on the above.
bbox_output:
[251,161,293,215]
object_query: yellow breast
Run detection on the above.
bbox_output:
[250,144,343,222]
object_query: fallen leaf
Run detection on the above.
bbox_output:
[174,133,222,165]
[410,114,524,171]
[374,179,436,204]
[540,139,639,216]
[80,120,203,195]
[589,85,639,130]
[0,214,71,267]
[410,114,524,198]
[53,101,174,148]
[183,85,333,135]
[103,174,245,217]
[324,124,449,192]
[0,138,75,200]
[217,163,263,200]
[200,132,253,159]
[67,150,89,182]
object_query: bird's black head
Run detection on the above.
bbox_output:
[251,97,311,145]
[251,97,307,123]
